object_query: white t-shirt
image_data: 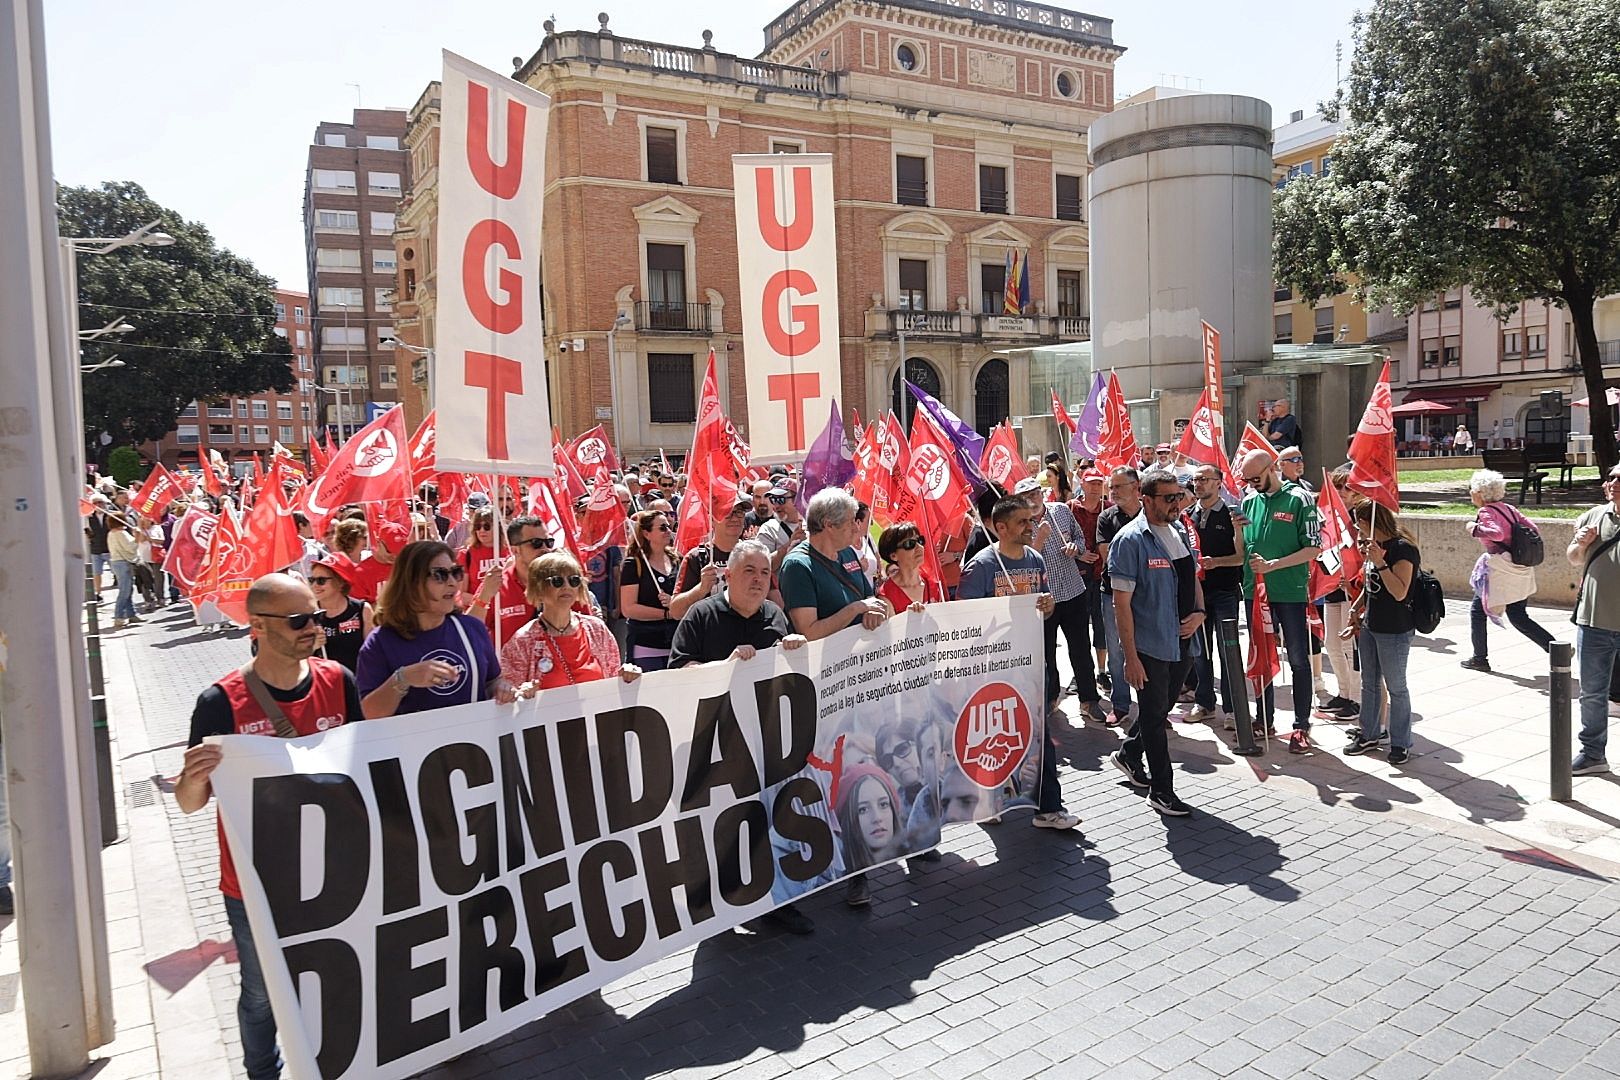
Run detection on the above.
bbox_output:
[1148,521,1190,560]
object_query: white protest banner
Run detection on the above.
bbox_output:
[211,597,1044,1079]
[434,50,553,477]
[732,153,842,463]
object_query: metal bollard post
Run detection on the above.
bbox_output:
[83,561,117,844]
[1550,641,1572,803]
[1219,617,1262,756]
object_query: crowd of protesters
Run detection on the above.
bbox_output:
[65,398,1615,1080]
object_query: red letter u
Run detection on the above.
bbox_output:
[755,166,814,252]
[467,81,526,199]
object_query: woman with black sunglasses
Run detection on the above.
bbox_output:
[876,522,945,611]
[356,541,503,718]
[499,551,641,697]
[307,555,373,673]
[619,510,681,672]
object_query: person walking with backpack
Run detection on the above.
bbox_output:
[1462,469,1552,672]
[1566,465,1620,777]
[1342,501,1421,765]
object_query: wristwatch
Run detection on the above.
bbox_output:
[391,668,409,693]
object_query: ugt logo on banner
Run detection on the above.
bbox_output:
[434,51,555,477]
[733,154,842,463]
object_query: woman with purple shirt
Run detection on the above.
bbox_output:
[1461,469,1554,673]
[356,541,503,717]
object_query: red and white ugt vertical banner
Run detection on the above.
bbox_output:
[732,153,841,463]
[434,51,553,477]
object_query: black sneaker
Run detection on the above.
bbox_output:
[744,905,814,935]
[845,875,871,908]
[1460,657,1492,673]
[1387,746,1411,766]
[1097,672,1112,692]
[1336,702,1361,720]
[1147,791,1192,816]
[1344,732,1383,756]
[1110,750,1149,789]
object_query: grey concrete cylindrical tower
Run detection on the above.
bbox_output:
[1088,94,1274,403]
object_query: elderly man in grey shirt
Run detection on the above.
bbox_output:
[1567,464,1620,776]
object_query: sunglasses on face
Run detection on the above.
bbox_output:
[649,523,672,533]
[307,575,337,586]
[515,537,555,551]
[882,740,915,762]
[257,610,319,630]
[1279,456,1303,464]
[767,494,789,504]
[476,524,493,531]
[1148,492,1187,503]
[544,574,585,589]
[895,537,926,551]
[1242,474,1266,486]
[427,566,467,584]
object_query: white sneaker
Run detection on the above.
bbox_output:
[1185,705,1215,723]
[1032,811,1081,830]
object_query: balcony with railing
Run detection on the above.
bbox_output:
[522,21,845,97]
[764,0,1117,52]
[881,309,1089,342]
[887,309,972,338]
[634,300,712,334]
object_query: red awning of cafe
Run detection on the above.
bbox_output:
[1400,382,1500,406]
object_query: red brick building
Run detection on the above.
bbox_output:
[408,0,1121,456]
[149,288,317,471]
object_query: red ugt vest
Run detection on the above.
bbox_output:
[212,659,350,899]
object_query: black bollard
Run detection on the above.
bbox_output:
[1550,641,1572,803]
[1219,617,1261,757]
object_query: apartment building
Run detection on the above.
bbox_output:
[402,0,1121,457]
[393,82,440,435]
[151,288,317,471]
[303,107,409,439]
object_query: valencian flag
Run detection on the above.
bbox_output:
[979,421,1030,491]
[1246,577,1282,700]
[1003,248,1030,315]
[1348,359,1401,511]
[1051,387,1077,436]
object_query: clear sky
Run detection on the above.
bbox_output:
[43,0,1362,290]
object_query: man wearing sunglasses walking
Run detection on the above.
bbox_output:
[466,515,560,648]
[175,573,364,1080]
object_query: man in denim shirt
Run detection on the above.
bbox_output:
[1107,469,1205,816]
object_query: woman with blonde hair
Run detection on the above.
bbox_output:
[1342,501,1421,764]
[1461,468,1552,672]
[331,517,368,559]
[355,541,501,718]
[619,509,681,672]
[499,551,640,697]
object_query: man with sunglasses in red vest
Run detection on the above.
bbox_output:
[174,573,363,1080]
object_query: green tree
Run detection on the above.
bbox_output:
[60,181,294,460]
[1273,0,1620,469]
[106,445,142,487]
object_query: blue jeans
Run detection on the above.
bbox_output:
[1099,592,1132,715]
[91,552,110,590]
[1253,599,1312,731]
[1037,727,1065,814]
[1194,588,1241,711]
[224,895,282,1080]
[1577,625,1620,761]
[0,741,11,890]
[111,559,136,620]
[1358,629,1414,750]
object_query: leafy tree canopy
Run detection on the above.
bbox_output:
[1273,0,1620,464]
[61,181,294,452]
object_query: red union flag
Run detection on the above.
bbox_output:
[300,406,412,532]
[133,464,182,519]
[435,51,554,476]
[1348,359,1401,511]
[980,421,1029,490]
[733,153,841,462]
[1200,321,1228,457]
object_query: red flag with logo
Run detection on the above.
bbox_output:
[132,465,182,519]
[240,465,303,578]
[853,411,908,527]
[408,410,438,489]
[1051,388,1077,435]
[192,507,255,625]
[309,432,330,475]
[676,349,730,554]
[895,411,969,585]
[566,425,621,475]
[1348,359,1400,511]
[979,421,1030,491]
[1246,578,1282,699]
[1175,389,1242,495]
[435,471,469,527]
[1236,421,1280,465]
[300,406,413,533]
[1311,468,1364,601]
[1095,371,1141,470]
[162,505,218,595]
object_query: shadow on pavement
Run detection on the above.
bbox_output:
[1163,809,1300,902]
[420,807,1119,1078]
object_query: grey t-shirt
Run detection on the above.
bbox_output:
[1574,506,1620,631]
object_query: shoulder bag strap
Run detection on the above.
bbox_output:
[1580,522,1620,583]
[806,543,871,600]
[239,664,300,740]
[448,615,482,703]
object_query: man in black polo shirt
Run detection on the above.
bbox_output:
[670,538,813,933]
[1187,464,1246,724]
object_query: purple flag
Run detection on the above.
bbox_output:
[905,380,988,491]
[1071,371,1106,457]
[798,399,856,514]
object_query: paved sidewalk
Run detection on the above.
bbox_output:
[2,597,1618,1079]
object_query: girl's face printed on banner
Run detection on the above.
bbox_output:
[854,776,897,856]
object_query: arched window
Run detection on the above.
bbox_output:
[891,357,942,428]
[973,359,1009,437]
